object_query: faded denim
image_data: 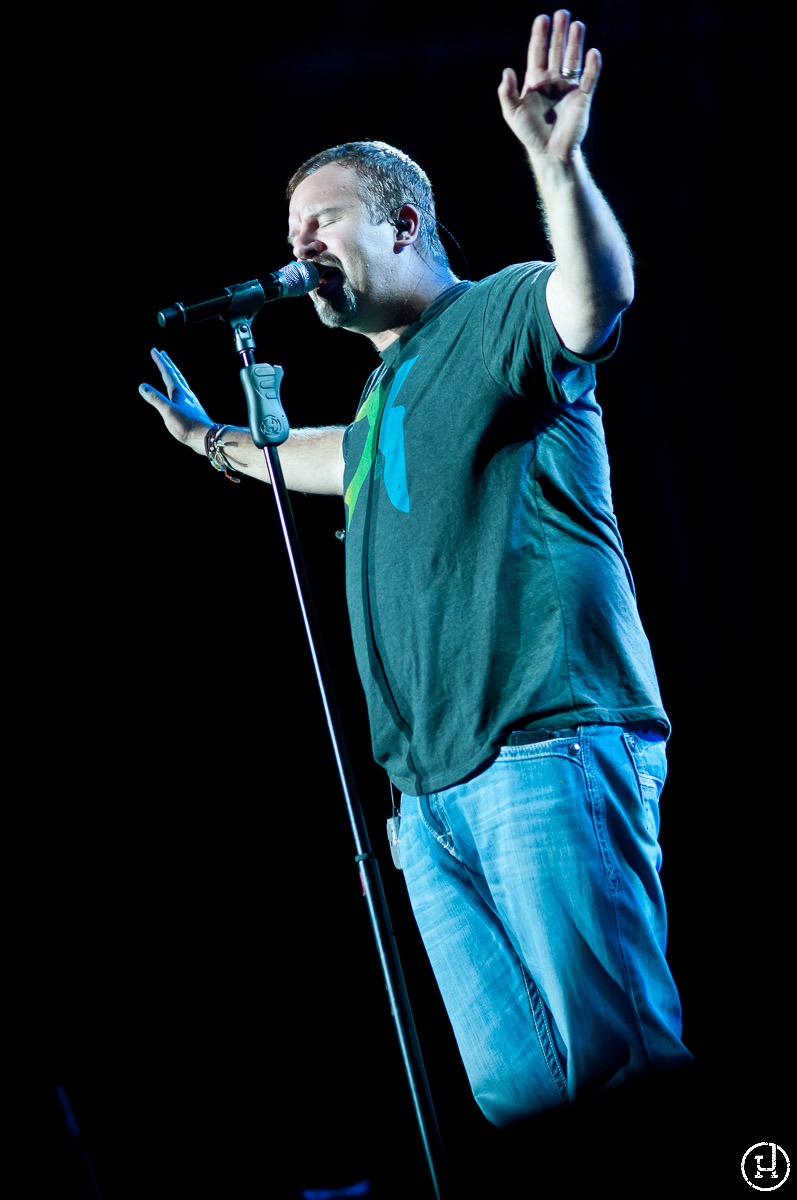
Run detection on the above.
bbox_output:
[400,724,692,1127]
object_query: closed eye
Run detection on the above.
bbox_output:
[287,204,349,248]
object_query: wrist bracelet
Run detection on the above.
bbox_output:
[205,424,240,483]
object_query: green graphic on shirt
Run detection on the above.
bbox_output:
[344,357,417,529]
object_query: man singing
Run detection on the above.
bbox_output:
[141,11,692,1128]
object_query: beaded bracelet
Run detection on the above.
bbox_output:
[205,424,240,483]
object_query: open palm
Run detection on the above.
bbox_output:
[498,11,602,162]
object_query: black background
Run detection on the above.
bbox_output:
[29,1,787,1195]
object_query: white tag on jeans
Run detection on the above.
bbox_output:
[386,816,402,870]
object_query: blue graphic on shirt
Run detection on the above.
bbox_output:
[378,358,415,512]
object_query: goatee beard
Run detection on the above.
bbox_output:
[312,275,358,328]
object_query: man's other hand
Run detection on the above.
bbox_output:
[140,349,212,456]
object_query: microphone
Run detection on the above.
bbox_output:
[157,261,320,329]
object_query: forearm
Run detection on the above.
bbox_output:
[202,423,346,495]
[141,349,346,494]
[529,149,634,354]
[533,149,633,303]
[498,13,633,354]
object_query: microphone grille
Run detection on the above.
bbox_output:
[278,261,320,297]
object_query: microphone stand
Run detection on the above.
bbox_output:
[224,304,446,1199]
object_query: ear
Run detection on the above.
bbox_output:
[391,204,421,249]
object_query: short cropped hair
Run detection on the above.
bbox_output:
[286,140,449,269]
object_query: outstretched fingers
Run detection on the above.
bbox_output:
[525,13,552,84]
[546,9,572,76]
[151,347,190,400]
[580,46,602,96]
[521,11,600,96]
[560,18,585,77]
[140,348,195,416]
[524,10,575,87]
[139,349,212,452]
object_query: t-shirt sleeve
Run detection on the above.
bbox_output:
[480,262,621,407]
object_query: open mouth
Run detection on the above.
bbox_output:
[316,265,342,291]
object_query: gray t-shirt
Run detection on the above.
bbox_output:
[342,262,668,795]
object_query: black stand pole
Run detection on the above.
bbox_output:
[229,312,446,1198]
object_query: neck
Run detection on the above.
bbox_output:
[367,266,459,352]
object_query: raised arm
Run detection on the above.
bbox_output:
[140,348,345,495]
[498,10,634,356]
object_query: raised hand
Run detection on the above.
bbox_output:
[139,348,212,455]
[498,10,601,163]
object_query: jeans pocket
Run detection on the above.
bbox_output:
[417,794,460,859]
[621,732,667,842]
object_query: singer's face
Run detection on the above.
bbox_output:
[288,164,400,334]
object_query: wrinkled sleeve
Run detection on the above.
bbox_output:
[480,262,621,407]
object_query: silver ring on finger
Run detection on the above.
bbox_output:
[561,67,582,80]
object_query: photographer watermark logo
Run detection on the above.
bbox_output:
[741,1144,790,1191]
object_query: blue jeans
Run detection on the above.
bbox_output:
[399,724,692,1127]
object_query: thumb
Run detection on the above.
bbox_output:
[497,67,521,115]
[139,382,168,408]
